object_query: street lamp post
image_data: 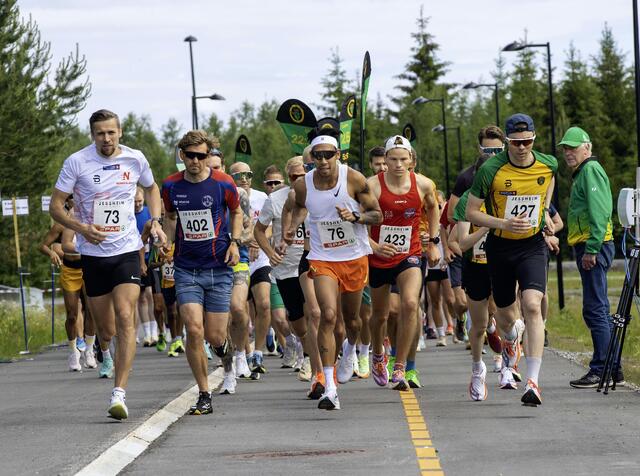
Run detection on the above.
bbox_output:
[412,96,450,195]
[433,124,462,172]
[193,94,226,129]
[462,82,500,127]
[503,40,564,309]
[184,35,198,129]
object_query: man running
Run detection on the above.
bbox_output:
[50,109,166,420]
[284,129,382,410]
[162,130,241,415]
[466,113,557,406]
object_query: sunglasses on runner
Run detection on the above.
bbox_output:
[231,171,253,180]
[304,163,315,172]
[311,149,338,161]
[480,146,504,155]
[182,150,209,161]
[263,180,283,187]
[506,136,536,147]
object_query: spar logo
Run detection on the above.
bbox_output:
[289,104,304,124]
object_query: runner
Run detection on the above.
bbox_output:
[284,128,382,410]
[466,113,557,406]
[50,109,166,420]
[369,135,440,391]
[161,130,241,415]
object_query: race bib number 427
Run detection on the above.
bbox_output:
[318,220,356,249]
[179,209,215,241]
[504,195,541,228]
[93,199,129,233]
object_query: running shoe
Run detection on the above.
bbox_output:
[318,391,340,410]
[108,388,128,420]
[569,371,601,388]
[425,328,437,340]
[406,369,422,388]
[446,324,454,336]
[293,355,304,373]
[371,353,388,387]
[455,317,466,343]
[143,336,153,348]
[386,355,396,380]
[95,341,103,363]
[492,354,503,373]
[390,369,409,391]
[337,350,356,384]
[501,339,522,375]
[99,356,114,379]
[307,373,325,400]
[499,366,517,390]
[515,319,526,344]
[68,349,81,372]
[156,334,167,352]
[175,339,185,353]
[219,371,236,395]
[167,340,181,357]
[521,379,542,406]
[204,342,213,361]
[266,327,276,353]
[235,354,252,379]
[84,348,97,369]
[76,337,87,353]
[417,335,426,352]
[252,353,267,374]
[469,362,487,401]
[356,354,370,379]
[298,356,312,381]
[383,337,392,355]
[189,391,213,415]
[281,343,296,368]
[486,318,502,354]
[436,336,447,347]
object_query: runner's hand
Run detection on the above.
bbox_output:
[374,242,397,259]
[444,246,454,263]
[282,228,295,246]
[543,209,555,236]
[544,235,560,255]
[268,250,284,267]
[335,206,356,223]
[151,221,167,247]
[420,232,429,248]
[141,261,148,277]
[225,243,240,266]
[81,224,108,245]
[581,253,597,271]
[504,212,531,234]
[275,240,288,256]
[426,244,441,268]
[249,243,260,262]
[49,252,62,267]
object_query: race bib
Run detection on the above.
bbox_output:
[505,195,541,228]
[317,220,356,249]
[162,263,175,282]
[178,209,215,241]
[93,199,129,233]
[379,225,412,253]
[472,232,488,262]
[291,225,305,248]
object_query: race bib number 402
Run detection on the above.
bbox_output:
[93,199,129,233]
[379,225,412,253]
[179,209,215,241]
[318,220,356,249]
[505,195,541,228]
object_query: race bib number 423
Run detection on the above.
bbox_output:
[505,195,541,228]
[379,225,412,253]
[93,199,129,233]
[318,220,356,249]
[179,209,215,241]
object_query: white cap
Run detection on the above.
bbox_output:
[310,135,339,149]
[384,135,412,153]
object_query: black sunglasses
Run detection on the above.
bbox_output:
[182,150,209,161]
[263,180,282,187]
[480,146,504,155]
[311,150,338,161]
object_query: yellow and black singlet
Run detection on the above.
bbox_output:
[468,150,557,240]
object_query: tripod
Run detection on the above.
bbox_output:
[598,245,640,394]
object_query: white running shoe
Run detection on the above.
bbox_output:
[436,336,447,347]
[492,354,503,373]
[469,362,487,401]
[108,388,128,420]
[499,366,518,389]
[298,356,312,382]
[318,391,341,410]
[68,349,81,372]
[219,370,236,395]
[281,341,297,369]
[235,354,252,379]
[293,355,304,372]
[84,348,97,369]
[337,351,357,384]
[417,335,426,352]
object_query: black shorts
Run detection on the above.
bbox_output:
[369,255,422,289]
[447,254,463,287]
[485,232,548,308]
[425,269,448,282]
[82,251,141,297]
[250,265,272,288]
[298,249,310,276]
[462,259,491,301]
[161,286,177,306]
[142,268,162,294]
[276,277,306,322]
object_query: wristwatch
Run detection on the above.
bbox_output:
[427,236,440,244]
[151,217,163,225]
[230,238,242,246]
[350,211,361,224]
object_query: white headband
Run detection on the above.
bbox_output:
[310,135,339,149]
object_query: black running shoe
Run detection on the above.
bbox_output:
[614,369,625,386]
[188,392,212,415]
[544,329,549,347]
[425,328,437,340]
[455,319,466,343]
[569,371,600,388]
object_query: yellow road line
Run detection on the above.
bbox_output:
[399,390,444,475]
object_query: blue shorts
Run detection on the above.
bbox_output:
[174,266,233,313]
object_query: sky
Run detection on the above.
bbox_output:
[18,0,636,133]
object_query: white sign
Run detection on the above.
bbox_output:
[41,196,51,212]
[2,198,29,217]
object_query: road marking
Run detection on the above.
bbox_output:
[400,390,444,475]
[75,368,224,476]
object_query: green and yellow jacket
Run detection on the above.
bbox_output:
[567,157,613,253]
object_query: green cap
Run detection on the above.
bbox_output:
[558,126,591,147]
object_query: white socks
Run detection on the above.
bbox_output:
[358,343,370,357]
[323,366,336,393]
[526,357,542,385]
[343,340,356,358]
[472,360,484,373]
[142,322,152,338]
[436,326,445,338]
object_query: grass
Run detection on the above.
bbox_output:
[546,270,640,385]
[0,304,67,360]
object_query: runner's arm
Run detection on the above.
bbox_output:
[466,193,509,230]
[162,210,177,247]
[142,182,167,246]
[447,194,460,223]
[349,172,382,225]
[39,223,64,266]
[457,221,490,252]
[285,179,308,244]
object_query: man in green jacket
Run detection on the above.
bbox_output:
[561,126,621,388]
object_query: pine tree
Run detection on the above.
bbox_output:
[317,47,352,117]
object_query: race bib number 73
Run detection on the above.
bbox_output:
[93,199,129,233]
[505,195,541,228]
[179,209,215,241]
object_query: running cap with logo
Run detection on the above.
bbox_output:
[210,148,223,157]
[310,134,339,149]
[505,113,535,135]
[384,135,412,153]
[558,126,591,147]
